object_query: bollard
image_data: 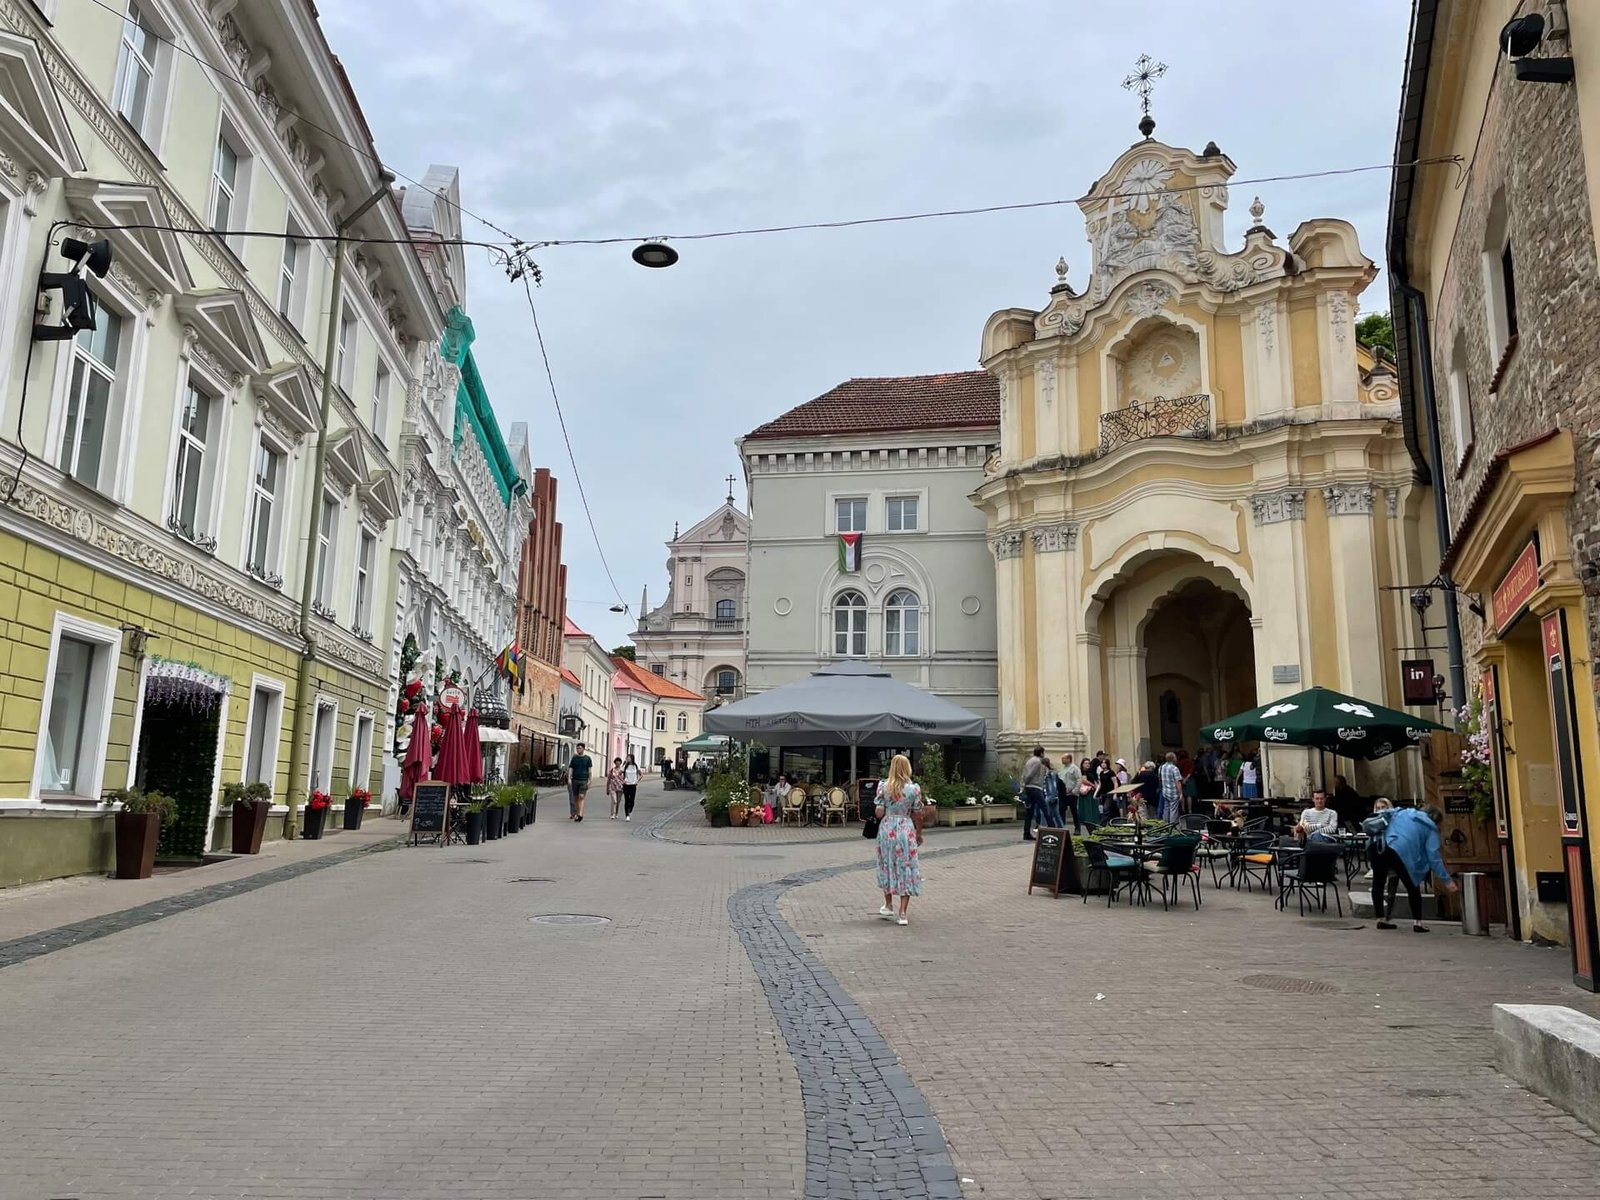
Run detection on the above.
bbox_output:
[1460,871,1488,935]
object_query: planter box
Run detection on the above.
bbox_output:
[302,805,329,841]
[486,807,504,839]
[980,804,1016,825]
[343,802,366,831]
[728,803,749,825]
[115,811,160,879]
[465,810,484,844]
[231,800,271,854]
[939,806,983,827]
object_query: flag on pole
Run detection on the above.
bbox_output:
[495,642,522,686]
[837,533,862,573]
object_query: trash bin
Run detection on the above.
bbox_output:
[1460,871,1488,936]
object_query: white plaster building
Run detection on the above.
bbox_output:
[631,492,749,705]
[561,617,614,757]
[739,375,1000,778]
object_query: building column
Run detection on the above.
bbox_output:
[1246,487,1314,795]
[991,530,1026,735]
[1324,483,1395,795]
[1029,520,1086,756]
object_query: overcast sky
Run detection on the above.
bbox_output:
[321,0,1413,652]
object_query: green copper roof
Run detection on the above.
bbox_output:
[440,306,518,505]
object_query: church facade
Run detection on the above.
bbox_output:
[972,131,1435,793]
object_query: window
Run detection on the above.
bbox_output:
[833,589,867,657]
[36,617,121,801]
[313,492,339,609]
[353,529,376,630]
[716,669,737,695]
[209,126,249,242]
[650,663,664,676]
[308,700,335,792]
[61,309,123,490]
[245,436,283,579]
[835,497,867,533]
[1482,190,1519,361]
[170,378,216,543]
[243,683,283,789]
[715,598,735,620]
[885,588,921,656]
[372,365,390,443]
[278,221,307,324]
[350,712,374,792]
[1447,336,1473,467]
[655,711,666,732]
[676,712,687,733]
[113,3,162,141]
[886,495,920,532]
[336,307,356,391]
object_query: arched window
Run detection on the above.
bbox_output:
[715,598,735,620]
[833,589,867,657]
[716,669,737,695]
[885,588,920,656]
[676,712,687,733]
[655,711,666,732]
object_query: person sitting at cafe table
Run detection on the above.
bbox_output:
[1295,789,1341,843]
[1331,773,1362,825]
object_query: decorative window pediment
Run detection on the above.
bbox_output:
[359,468,401,525]
[176,289,268,379]
[256,361,319,438]
[326,429,370,490]
[0,31,82,178]
[64,179,193,295]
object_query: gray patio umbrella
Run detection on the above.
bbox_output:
[703,661,987,787]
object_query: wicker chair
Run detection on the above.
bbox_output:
[823,789,847,825]
[780,790,804,825]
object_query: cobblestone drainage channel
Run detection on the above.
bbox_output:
[528,914,611,926]
[1240,973,1340,995]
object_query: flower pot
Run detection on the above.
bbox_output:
[708,810,730,827]
[486,806,504,839]
[302,805,328,840]
[231,799,271,854]
[507,801,522,832]
[465,810,484,844]
[940,806,982,827]
[728,803,748,825]
[526,796,537,825]
[115,810,161,879]
[343,801,365,831]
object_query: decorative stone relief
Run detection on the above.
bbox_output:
[1329,293,1350,346]
[1036,359,1056,408]
[996,374,1008,424]
[1385,488,1400,518]
[1092,158,1200,296]
[1255,302,1276,355]
[1120,281,1175,320]
[1028,522,1079,553]
[1249,488,1306,525]
[990,531,1024,561]
[1324,482,1374,516]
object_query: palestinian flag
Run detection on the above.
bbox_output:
[837,533,862,573]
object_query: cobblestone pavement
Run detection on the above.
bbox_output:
[781,841,1600,1200]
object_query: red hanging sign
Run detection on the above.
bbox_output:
[1493,540,1540,634]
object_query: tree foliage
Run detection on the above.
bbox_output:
[1355,311,1394,358]
[611,644,636,661]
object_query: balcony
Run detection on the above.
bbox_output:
[1098,393,1212,454]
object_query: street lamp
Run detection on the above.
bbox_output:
[630,240,677,269]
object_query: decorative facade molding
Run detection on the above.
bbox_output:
[1385,488,1400,519]
[745,444,999,475]
[1120,280,1175,319]
[1036,359,1056,408]
[1255,301,1276,355]
[1028,522,1078,553]
[990,531,1024,561]
[1249,488,1306,525]
[1324,481,1375,516]
[1329,292,1351,346]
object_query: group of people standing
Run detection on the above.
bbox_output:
[1018,747,1238,840]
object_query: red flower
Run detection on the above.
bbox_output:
[349,788,372,808]
[308,791,331,811]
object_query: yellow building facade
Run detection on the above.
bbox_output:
[974,133,1437,793]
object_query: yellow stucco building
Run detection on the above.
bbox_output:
[973,129,1437,794]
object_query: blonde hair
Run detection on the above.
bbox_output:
[885,753,913,800]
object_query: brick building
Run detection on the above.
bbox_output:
[1390,0,1600,984]
[508,455,568,773]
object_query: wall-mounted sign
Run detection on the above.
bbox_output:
[1272,665,1301,685]
[1401,659,1437,705]
[1543,611,1584,837]
[1493,540,1540,635]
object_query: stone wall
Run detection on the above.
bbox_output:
[1429,55,1600,688]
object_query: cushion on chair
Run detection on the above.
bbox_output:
[1244,853,1274,864]
[1105,854,1135,868]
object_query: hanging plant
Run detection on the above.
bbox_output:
[144,657,231,714]
[1456,691,1495,824]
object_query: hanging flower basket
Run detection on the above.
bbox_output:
[144,656,231,713]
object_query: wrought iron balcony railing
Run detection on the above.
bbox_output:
[1098,393,1212,454]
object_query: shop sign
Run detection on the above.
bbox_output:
[1401,659,1436,705]
[1493,540,1540,634]
[1543,611,1585,837]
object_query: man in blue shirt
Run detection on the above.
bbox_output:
[1372,806,1458,931]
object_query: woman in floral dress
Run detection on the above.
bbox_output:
[875,754,925,926]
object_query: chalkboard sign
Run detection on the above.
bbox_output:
[409,782,449,845]
[1029,828,1080,896]
[857,779,880,812]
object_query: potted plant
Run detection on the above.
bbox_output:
[108,788,176,879]
[302,790,331,840]
[464,801,485,845]
[485,793,504,840]
[225,781,273,854]
[702,771,735,827]
[344,787,372,831]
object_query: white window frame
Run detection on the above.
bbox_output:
[372,361,391,444]
[336,306,357,393]
[242,674,285,795]
[349,709,375,793]
[166,368,222,546]
[1481,190,1518,363]
[833,589,868,657]
[834,496,867,534]
[314,489,341,609]
[33,613,123,802]
[308,696,338,795]
[655,710,666,732]
[886,495,921,533]
[1447,337,1473,468]
[208,116,252,254]
[242,427,288,581]
[278,217,309,327]
[352,524,376,630]
[884,588,922,657]
[112,1,174,154]
[57,302,132,496]
[676,712,687,733]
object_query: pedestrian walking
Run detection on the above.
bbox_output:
[605,758,624,818]
[874,753,926,926]
[566,742,593,822]
[1041,757,1065,829]
[1159,751,1182,823]
[1239,754,1260,800]
[622,755,641,820]
[1371,805,1458,932]
[1096,756,1118,821]
[1059,757,1083,832]
[1021,745,1047,842]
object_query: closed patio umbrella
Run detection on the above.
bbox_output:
[434,704,472,786]
[1199,685,1451,761]
[398,707,431,800]
[464,707,485,785]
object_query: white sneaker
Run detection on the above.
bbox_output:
[625,814,631,821]
[609,813,616,819]
[878,905,894,918]
[896,916,909,926]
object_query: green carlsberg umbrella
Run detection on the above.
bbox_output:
[1198,686,1451,761]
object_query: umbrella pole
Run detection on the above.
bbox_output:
[849,741,857,818]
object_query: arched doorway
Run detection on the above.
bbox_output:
[1141,578,1256,754]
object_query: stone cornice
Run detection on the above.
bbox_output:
[1028,522,1079,553]
[745,441,998,474]
[1323,482,1375,516]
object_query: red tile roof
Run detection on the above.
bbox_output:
[744,372,1000,441]
[563,616,587,639]
[558,666,581,689]
[612,657,704,702]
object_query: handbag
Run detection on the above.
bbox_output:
[862,813,880,838]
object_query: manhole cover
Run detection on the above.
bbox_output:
[1240,974,1340,995]
[738,854,784,861]
[529,914,611,926]
[506,877,554,884]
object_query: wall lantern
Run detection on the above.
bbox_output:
[34,237,114,342]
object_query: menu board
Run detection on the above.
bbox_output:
[409,782,448,845]
[1029,828,1080,896]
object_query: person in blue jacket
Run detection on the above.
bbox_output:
[1372,805,1459,932]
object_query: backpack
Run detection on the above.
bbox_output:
[1361,809,1393,851]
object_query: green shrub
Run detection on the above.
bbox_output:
[222,781,272,805]
[107,788,178,824]
[494,783,534,807]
